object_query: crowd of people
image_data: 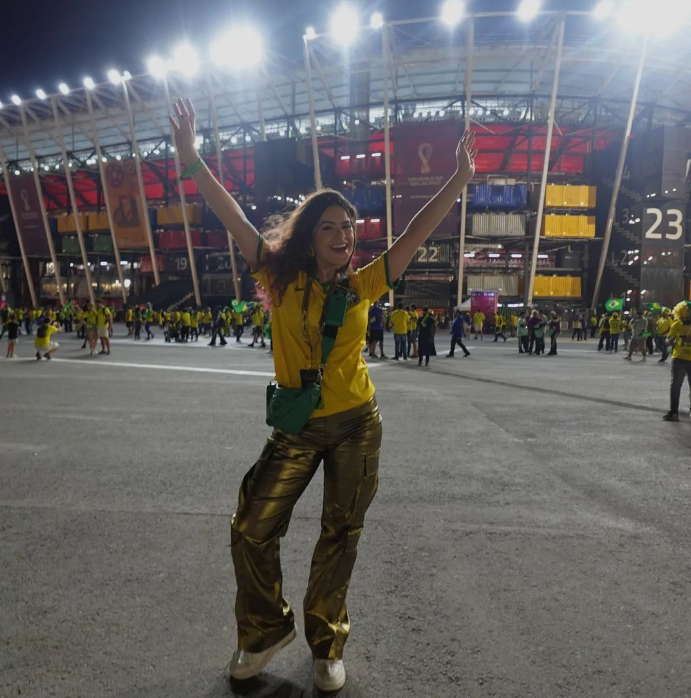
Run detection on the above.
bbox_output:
[2,296,690,423]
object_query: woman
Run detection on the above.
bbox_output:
[517,311,529,354]
[170,98,476,692]
[528,309,544,355]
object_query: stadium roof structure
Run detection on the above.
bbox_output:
[1,7,691,209]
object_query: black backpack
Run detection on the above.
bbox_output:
[36,324,49,339]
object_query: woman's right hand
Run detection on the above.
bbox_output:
[169,98,199,165]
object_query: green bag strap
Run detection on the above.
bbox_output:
[319,285,348,368]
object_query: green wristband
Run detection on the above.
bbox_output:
[180,157,203,180]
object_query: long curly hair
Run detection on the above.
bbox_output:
[259,189,357,304]
[673,301,691,322]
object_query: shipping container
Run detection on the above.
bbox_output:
[471,213,526,237]
[466,274,523,297]
[61,236,81,255]
[156,205,203,226]
[542,214,596,238]
[533,275,582,297]
[87,211,110,231]
[472,184,528,208]
[56,214,88,234]
[545,184,597,209]
[92,233,114,253]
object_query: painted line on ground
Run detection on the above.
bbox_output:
[50,358,275,377]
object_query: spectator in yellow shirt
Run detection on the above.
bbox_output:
[34,317,60,360]
[656,311,672,363]
[472,310,485,340]
[390,302,409,360]
[250,308,266,348]
[663,301,691,421]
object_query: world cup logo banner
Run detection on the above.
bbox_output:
[394,121,461,240]
[8,174,50,256]
[105,159,149,248]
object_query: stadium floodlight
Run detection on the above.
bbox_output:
[305,26,317,40]
[107,69,122,85]
[173,42,200,77]
[211,26,263,68]
[370,12,384,29]
[147,56,167,79]
[0,101,3,109]
[441,0,464,26]
[58,82,70,95]
[618,0,691,36]
[35,89,47,100]
[83,76,95,90]
[592,0,614,19]
[11,95,21,106]
[123,71,132,80]
[330,5,359,46]
[517,0,541,21]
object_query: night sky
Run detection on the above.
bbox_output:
[0,0,590,98]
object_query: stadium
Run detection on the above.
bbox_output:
[1,0,690,317]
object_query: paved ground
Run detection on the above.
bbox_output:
[1,327,690,698]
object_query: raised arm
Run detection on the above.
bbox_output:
[169,98,261,269]
[387,131,477,282]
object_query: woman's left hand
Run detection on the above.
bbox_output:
[456,130,478,181]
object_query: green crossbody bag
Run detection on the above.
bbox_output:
[266,280,348,434]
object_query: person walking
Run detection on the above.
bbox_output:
[144,304,156,341]
[572,316,582,341]
[367,300,387,358]
[472,309,485,340]
[517,311,529,354]
[622,315,631,350]
[609,312,622,353]
[417,307,437,366]
[624,309,647,362]
[390,302,409,360]
[656,310,672,363]
[493,312,507,342]
[663,301,691,421]
[547,311,561,355]
[170,96,477,691]
[598,313,611,352]
[447,309,470,358]
[208,307,228,346]
[3,314,19,358]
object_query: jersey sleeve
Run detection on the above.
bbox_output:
[250,236,271,289]
[353,252,398,302]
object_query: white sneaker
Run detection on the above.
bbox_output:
[228,628,296,681]
[314,659,346,692]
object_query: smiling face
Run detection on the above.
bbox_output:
[312,205,355,274]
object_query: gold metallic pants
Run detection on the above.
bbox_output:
[231,398,382,660]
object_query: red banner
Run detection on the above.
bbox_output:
[394,121,461,240]
[105,159,149,249]
[9,174,50,256]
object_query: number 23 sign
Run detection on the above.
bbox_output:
[643,202,686,244]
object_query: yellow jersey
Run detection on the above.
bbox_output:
[253,244,395,417]
[35,324,59,348]
[670,320,691,361]
[390,309,409,335]
[96,308,110,327]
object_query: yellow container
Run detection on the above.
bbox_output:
[87,211,111,231]
[542,214,595,238]
[56,214,88,234]
[534,275,582,298]
[545,184,596,209]
[157,204,202,226]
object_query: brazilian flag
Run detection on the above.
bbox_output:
[231,300,248,312]
[605,298,624,312]
[643,301,662,313]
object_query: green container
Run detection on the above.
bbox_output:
[62,236,81,255]
[92,233,114,253]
